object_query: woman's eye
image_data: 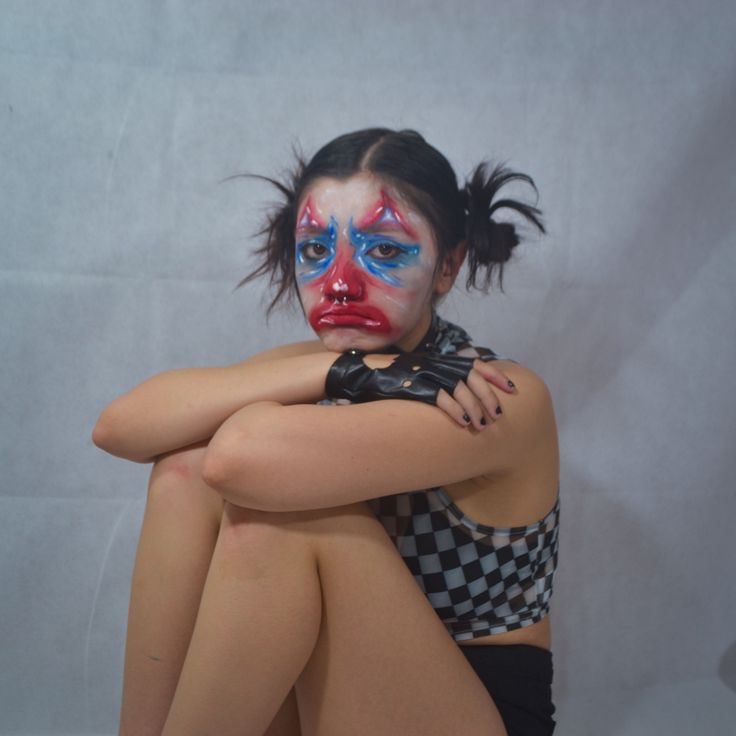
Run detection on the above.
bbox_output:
[369,243,402,259]
[302,242,329,260]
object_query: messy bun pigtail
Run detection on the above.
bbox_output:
[231,149,309,317]
[463,162,546,292]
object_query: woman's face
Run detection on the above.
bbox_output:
[294,173,447,353]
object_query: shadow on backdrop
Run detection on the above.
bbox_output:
[533,67,736,410]
[717,640,736,694]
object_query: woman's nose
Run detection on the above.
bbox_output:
[324,248,365,301]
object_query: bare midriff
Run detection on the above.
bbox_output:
[456,614,551,650]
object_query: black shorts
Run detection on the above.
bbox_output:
[459,644,556,735]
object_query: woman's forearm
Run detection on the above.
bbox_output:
[92,351,340,463]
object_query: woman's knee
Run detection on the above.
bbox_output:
[217,502,322,567]
[146,444,225,523]
[225,499,375,531]
[217,501,379,564]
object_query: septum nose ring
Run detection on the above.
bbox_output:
[330,279,352,304]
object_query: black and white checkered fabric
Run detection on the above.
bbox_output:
[319,311,561,641]
[365,488,560,641]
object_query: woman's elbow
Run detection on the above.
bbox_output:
[200,443,231,492]
[91,402,152,463]
[91,416,107,449]
[202,427,273,510]
[91,403,121,453]
[201,428,243,489]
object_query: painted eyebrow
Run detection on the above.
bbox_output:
[295,197,327,232]
[355,191,418,238]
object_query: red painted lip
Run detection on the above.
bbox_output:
[309,304,392,333]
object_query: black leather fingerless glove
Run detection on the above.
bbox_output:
[325,349,496,405]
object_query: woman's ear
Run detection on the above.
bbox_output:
[435,241,467,296]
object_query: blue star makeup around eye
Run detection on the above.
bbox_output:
[348,221,421,287]
[294,175,440,352]
[295,216,338,282]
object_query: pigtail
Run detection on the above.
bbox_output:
[229,148,308,317]
[463,162,545,292]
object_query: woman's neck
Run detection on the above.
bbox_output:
[393,309,436,353]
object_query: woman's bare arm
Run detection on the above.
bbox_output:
[92,340,516,465]
[91,340,331,463]
[202,361,556,511]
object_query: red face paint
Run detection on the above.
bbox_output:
[355,190,418,238]
[296,197,326,231]
[294,175,439,353]
[307,302,392,332]
[306,247,392,333]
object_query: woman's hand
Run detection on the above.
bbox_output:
[332,352,517,431]
[435,358,515,430]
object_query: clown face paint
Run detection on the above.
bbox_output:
[294,174,441,353]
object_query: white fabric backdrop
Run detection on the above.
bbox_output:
[1,1,734,733]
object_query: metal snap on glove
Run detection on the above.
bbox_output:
[325,349,497,405]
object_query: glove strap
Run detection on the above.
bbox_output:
[325,348,369,400]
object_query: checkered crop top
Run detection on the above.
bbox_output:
[322,312,560,642]
[365,487,560,641]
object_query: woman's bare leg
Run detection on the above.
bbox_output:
[118,444,224,735]
[118,444,301,736]
[161,501,504,736]
[160,502,323,736]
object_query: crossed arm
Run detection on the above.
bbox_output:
[92,339,555,511]
[92,340,335,463]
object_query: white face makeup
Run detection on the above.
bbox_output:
[294,174,443,353]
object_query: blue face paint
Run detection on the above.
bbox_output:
[295,216,338,282]
[348,220,422,287]
[295,215,422,287]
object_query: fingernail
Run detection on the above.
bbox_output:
[463,413,471,423]
[480,417,487,426]
[507,380,515,389]
[495,406,503,415]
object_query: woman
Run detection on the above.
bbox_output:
[93,128,560,736]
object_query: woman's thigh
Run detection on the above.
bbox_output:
[252,501,507,736]
[263,688,301,736]
[129,445,303,736]
[120,444,227,736]
[153,446,303,736]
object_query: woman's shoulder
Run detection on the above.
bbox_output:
[496,359,556,423]
[450,353,559,524]
[477,354,558,457]
[465,344,553,401]
[495,357,550,393]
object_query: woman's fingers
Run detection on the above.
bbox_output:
[436,366,508,430]
[453,379,500,430]
[473,358,517,393]
[436,388,474,428]
[465,369,504,422]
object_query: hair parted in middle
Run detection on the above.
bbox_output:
[236,127,546,316]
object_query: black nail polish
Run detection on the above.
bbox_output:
[480,417,487,426]
[463,413,471,423]
[495,406,503,415]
